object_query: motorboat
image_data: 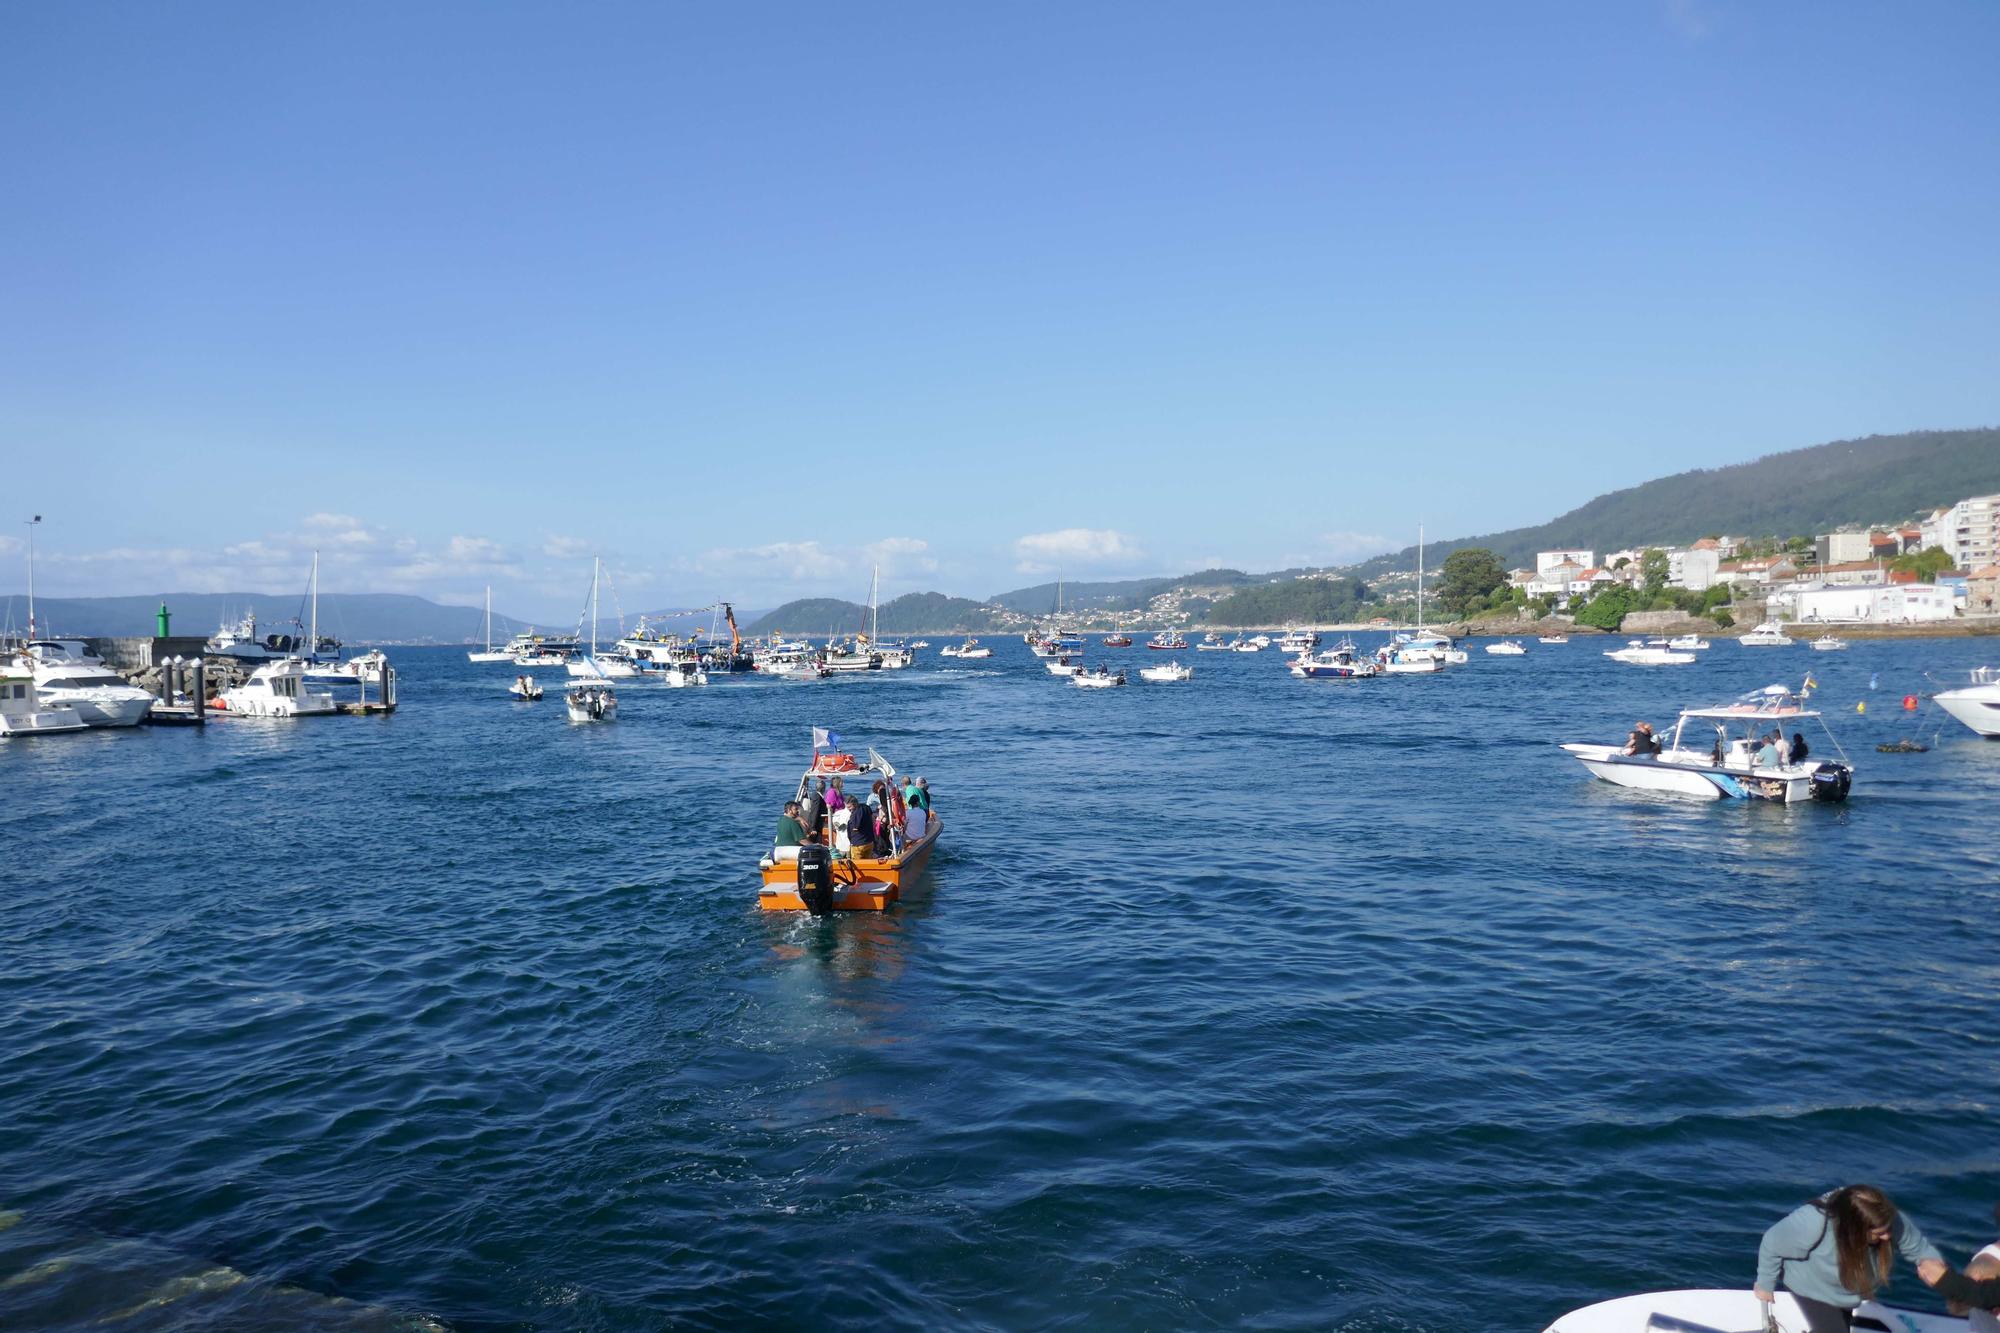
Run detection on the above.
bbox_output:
[509,675,544,701]
[1231,638,1263,652]
[1101,634,1134,648]
[1666,634,1710,650]
[507,629,577,667]
[1935,666,2000,738]
[565,681,616,721]
[1537,633,1568,644]
[1250,634,1272,648]
[1603,640,1694,666]
[1044,655,1085,677]
[1196,634,1230,652]
[1542,1289,1958,1333]
[656,661,709,688]
[1484,640,1526,656]
[874,642,915,669]
[761,651,829,681]
[758,744,942,912]
[205,611,279,661]
[821,639,882,673]
[1738,621,1795,646]
[908,639,931,649]
[940,637,991,659]
[1276,628,1319,654]
[1396,630,1468,665]
[1072,665,1126,688]
[1375,643,1441,674]
[26,640,156,727]
[469,587,514,662]
[1147,630,1188,651]
[1138,660,1192,682]
[1810,633,1849,651]
[1559,684,1853,803]
[0,661,88,736]
[215,659,336,718]
[1291,640,1379,679]
[305,648,389,684]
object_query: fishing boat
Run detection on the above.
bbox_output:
[1072,664,1126,688]
[1603,639,1695,666]
[760,650,829,681]
[1538,633,1569,644]
[1560,683,1853,803]
[1666,634,1710,650]
[205,610,279,662]
[1935,666,2000,738]
[1276,627,1318,654]
[1291,640,1379,678]
[565,681,616,721]
[1101,634,1134,648]
[26,640,157,727]
[821,638,882,672]
[1484,640,1526,656]
[1739,620,1795,646]
[1810,633,1849,651]
[758,743,942,912]
[1147,630,1188,651]
[469,587,513,662]
[509,675,544,701]
[0,660,87,736]
[1138,659,1192,682]
[1543,1289,1959,1333]
[214,658,336,718]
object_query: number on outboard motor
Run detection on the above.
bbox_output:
[796,844,836,916]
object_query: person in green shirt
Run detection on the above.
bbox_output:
[774,800,807,848]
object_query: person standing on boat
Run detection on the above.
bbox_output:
[1624,721,1660,756]
[774,801,806,849]
[826,777,846,819]
[1793,731,1811,763]
[1755,1184,1957,1331]
[800,781,828,843]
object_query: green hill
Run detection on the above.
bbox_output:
[1351,427,2000,575]
[988,569,1257,612]
[1206,576,1376,627]
[747,593,1012,634]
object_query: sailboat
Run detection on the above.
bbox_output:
[1380,524,1467,671]
[566,557,637,678]
[298,552,389,684]
[865,566,914,668]
[469,586,513,662]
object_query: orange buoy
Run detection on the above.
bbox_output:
[1903,694,1918,711]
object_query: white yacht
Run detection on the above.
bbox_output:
[206,611,278,661]
[0,661,88,736]
[1809,633,1848,652]
[1484,640,1526,656]
[1560,684,1852,804]
[1543,1289,1949,1333]
[218,658,336,717]
[1276,628,1318,654]
[469,587,513,662]
[26,640,156,727]
[1603,640,1694,666]
[305,648,389,684]
[1738,621,1794,646]
[1935,667,2000,738]
[1666,634,1709,650]
[1139,660,1193,682]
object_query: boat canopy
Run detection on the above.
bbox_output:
[1679,684,1820,720]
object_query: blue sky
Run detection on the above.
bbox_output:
[4,1,1996,618]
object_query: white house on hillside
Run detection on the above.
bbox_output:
[1535,549,1594,576]
[1668,548,1720,592]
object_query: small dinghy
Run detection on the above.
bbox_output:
[1138,660,1191,682]
[1542,1288,1962,1333]
[509,675,544,701]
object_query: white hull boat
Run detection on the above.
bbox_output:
[1377,656,1440,675]
[1544,1289,1959,1333]
[1561,684,1852,804]
[1292,641,1378,678]
[1537,634,1568,644]
[305,649,388,684]
[1045,656,1085,676]
[1739,621,1795,646]
[218,659,336,717]
[1810,635,1848,651]
[1604,640,1695,666]
[27,640,156,727]
[657,663,708,687]
[1667,635,1710,650]
[509,676,544,701]
[566,682,616,721]
[1484,640,1526,655]
[0,665,88,736]
[1138,660,1192,682]
[1232,640,1262,652]
[942,637,992,659]
[469,587,513,661]
[1072,668,1125,688]
[1936,668,2000,737]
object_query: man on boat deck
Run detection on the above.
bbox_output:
[774,801,806,849]
[1624,721,1660,756]
[800,781,827,842]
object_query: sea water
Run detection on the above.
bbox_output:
[4,637,1997,1330]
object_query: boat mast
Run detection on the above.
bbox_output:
[1416,524,1425,631]
[590,558,600,660]
[24,514,39,640]
[309,550,319,658]
[870,565,879,643]
[484,585,493,652]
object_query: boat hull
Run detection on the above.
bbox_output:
[1544,1290,1957,1333]
[1937,684,2000,737]
[467,651,514,663]
[759,820,942,911]
[1561,745,1845,803]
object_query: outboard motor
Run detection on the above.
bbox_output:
[796,844,836,916]
[1809,762,1853,803]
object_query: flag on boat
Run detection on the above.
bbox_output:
[812,727,841,751]
[1801,673,1817,696]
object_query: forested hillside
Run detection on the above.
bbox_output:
[1351,427,2000,576]
[1205,576,1376,627]
[988,569,1257,612]
[747,593,1010,634]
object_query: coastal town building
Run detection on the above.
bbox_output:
[1970,565,2000,616]
[1777,582,1955,624]
[1667,548,1720,592]
[1936,493,2000,572]
[1535,549,1594,576]
[1814,530,1873,566]
[1716,557,1797,588]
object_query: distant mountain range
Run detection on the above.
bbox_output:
[1347,426,2000,576]
[747,594,1014,635]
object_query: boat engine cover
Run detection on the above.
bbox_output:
[796,844,836,916]
[1810,762,1853,803]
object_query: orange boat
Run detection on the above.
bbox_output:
[758,746,942,912]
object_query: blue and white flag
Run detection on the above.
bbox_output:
[812,727,840,750]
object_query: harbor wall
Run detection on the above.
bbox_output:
[83,637,213,671]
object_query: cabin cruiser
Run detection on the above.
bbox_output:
[1738,621,1794,646]
[1543,1289,1954,1333]
[1560,684,1853,803]
[1196,633,1229,651]
[1810,633,1848,651]
[758,743,942,913]
[1935,666,2000,738]
[1147,630,1188,651]
[1291,640,1379,678]
[0,662,88,736]
[1072,664,1126,688]
[1276,628,1318,654]
[874,641,915,669]
[1604,639,1694,666]
[1374,640,1441,674]
[1666,634,1710,650]
[304,648,388,684]
[1232,638,1263,652]
[1395,630,1468,665]
[507,629,578,666]
[565,681,616,721]
[216,659,336,717]
[1138,659,1192,682]
[1484,640,1526,656]
[25,641,155,727]
[656,660,709,687]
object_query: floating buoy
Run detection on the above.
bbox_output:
[1855,700,1867,714]
[1903,694,1919,711]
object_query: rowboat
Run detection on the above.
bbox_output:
[758,746,941,912]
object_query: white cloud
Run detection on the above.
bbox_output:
[543,535,593,559]
[1317,531,1392,564]
[1012,527,1146,575]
